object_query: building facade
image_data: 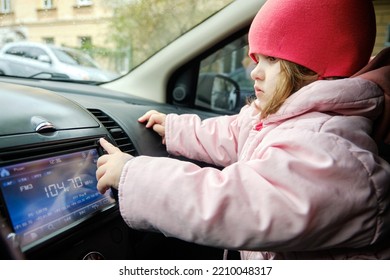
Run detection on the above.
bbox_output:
[0,0,113,48]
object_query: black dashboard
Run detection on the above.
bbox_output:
[0,77,223,260]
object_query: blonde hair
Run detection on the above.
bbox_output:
[250,60,318,119]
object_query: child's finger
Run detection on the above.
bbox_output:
[138,110,159,123]
[99,138,121,154]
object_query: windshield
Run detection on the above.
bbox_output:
[0,0,234,83]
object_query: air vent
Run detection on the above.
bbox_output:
[88,109,137,156]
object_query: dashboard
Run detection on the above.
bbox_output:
[0,65,389,261]
[0,77,223,260]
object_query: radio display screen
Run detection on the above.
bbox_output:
[0,148,115,251]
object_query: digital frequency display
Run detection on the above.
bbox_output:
[0,148,115,251]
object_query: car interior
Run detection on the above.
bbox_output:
[0,0,389,260]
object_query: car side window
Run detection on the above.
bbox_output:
[5,46,25,57]
[24,47,47,60]
[5,46,47,61]
[195,34,255,114]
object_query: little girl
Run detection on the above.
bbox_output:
[96,0,390,259]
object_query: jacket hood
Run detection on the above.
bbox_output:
[263,78,383,125]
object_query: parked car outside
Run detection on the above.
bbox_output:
[0,42,119,82]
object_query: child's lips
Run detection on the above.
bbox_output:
[254,86,263,96]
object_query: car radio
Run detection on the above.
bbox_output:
[0,145,116,252]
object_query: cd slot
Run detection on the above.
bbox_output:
[0,137,104,165]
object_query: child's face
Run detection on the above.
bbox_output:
[250,53,281,109]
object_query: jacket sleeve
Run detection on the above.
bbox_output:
[164,110,249,167]
[118,125,390,251]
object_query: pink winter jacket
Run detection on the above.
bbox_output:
[118,77,390,259]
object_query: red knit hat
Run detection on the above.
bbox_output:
[248,0,376,78]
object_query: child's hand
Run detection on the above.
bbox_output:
[138,110,167,144]
[96,138,133,194]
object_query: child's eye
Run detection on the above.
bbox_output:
[266,56,277,62]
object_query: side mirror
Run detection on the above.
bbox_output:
[196,73,240,112]
[37,55,51,64]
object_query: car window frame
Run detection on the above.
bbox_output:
[167,27,252,116]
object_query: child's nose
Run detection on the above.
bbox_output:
[250,63,265,81]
